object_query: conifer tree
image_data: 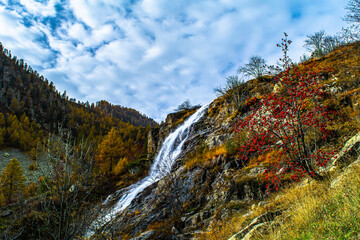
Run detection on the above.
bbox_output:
[96,127,124,173]
[10,98,19,115]
[19,113,33,150]
[0,158,27,203]
[0,113,5,146]
[0,127,5,147]
[0,113,4,126]
[6,114,20,147]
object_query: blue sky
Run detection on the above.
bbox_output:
[0,0,348,122]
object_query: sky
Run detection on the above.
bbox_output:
[0,0,349,122]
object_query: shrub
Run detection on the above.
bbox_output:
[215,75,250,109]
[304,30,343,58]
[234,34,338,191]
[174,99,200,112]
[237,55,267,80]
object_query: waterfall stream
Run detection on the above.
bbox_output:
[86,104,208,237]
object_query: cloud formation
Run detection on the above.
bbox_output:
[0,0,348,122]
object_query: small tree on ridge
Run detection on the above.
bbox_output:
[237,55,267,80]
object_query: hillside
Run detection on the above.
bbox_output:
[0,43,157,239]
[1,40,360,240]
[0,42,156,154]
[0,42,156,149]
[84,41,360,240]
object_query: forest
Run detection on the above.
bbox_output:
[0,43,158,239]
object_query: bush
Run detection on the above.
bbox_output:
[304,30,343,58]
[174,99,200,112]
[237,55,267,80]
[214,75,250,109]
[344,0,360,23]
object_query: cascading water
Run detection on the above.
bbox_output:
[86,104,208,237]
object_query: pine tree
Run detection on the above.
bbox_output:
[0,113,5,146]
[0,112,4,126]
[96,127,124,173]
[0,127,5,147]
[135,128,142,142]
[10,98,19,115]
[6,114,20,147]
[19,113,33,150]
[0,158,27,203]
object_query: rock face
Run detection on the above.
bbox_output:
[99,163,266,239]
[147,108,199,155]
[89,98,268,239]
[228,210,282,240]
[147,128,159,154]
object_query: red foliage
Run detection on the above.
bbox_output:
[234,63,337,191]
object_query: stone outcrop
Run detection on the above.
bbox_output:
[147,108,199,155]
[147,128,159,154]
[228,210,282,240]
[93,96,268,239]
[330,132,360,167]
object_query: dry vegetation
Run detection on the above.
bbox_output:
[184,145,227,170]
[196,41,360,240]
[256,165,360,240]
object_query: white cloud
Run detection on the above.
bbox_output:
[19,0,58,17]
[67,22,88,41]
[0,6,52,65]
[143,45,163,61]
[0,0,349,122]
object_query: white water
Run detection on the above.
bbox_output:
[86,104,208,237]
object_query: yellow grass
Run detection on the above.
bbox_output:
[256,165,360,240]
[184,145,227,170]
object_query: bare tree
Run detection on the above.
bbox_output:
[37,129,95,240]
[344,0,360,23]
[215,75,249,109]
[338,25,360,43]
[174,100,200,112]
[304,31,343,57]
[304,30,326,57]
[237,55,267,80]
[322,35,342,52]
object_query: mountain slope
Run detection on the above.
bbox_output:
[89,41,360,240]
[0,42,156,151]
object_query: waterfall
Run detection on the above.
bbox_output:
[86,104,208,237]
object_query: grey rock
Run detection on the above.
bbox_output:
[224,160,241,170]
[130,230,155,240]
[330,132,360,167]
[257,201,268,207]
[205,134,228,149]
[248,167,266,177]
[147,129,159,155]
[1,210,13,217]
[242,222,272,240]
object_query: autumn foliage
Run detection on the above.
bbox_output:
[0,158,27,203]
[235,65,337,190]
[234,35,339,191]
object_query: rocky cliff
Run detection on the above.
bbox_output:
[90,41,360,240]
[90,95,268,239]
